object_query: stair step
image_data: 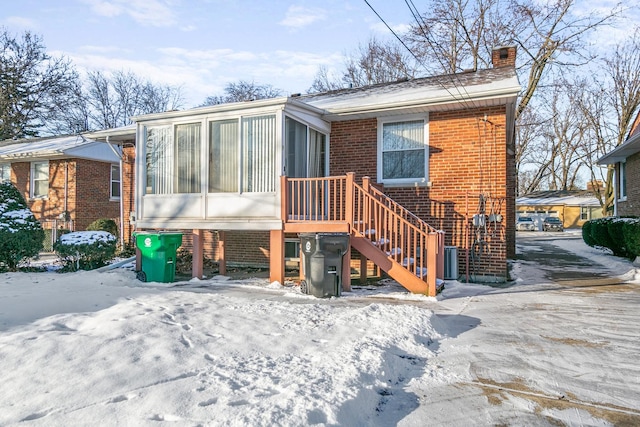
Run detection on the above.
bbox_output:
[373,238,389,246]
[386,247,402,256]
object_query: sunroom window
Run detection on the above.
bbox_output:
[208,114,277,193]
[145,123,201,194]
[378,117,428,184]
[242,115,277,192]
[209,119,239,193]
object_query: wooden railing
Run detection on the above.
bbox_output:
[281,173,445,295]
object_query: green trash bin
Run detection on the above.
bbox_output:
[134,231,183,283]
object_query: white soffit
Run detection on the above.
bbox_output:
[0,135,120,163]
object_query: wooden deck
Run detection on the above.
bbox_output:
[277,173,445,296]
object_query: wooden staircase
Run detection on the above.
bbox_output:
[281,173,445,296]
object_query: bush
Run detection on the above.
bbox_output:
[589,217,615,248]
[54,230,117,272]
[606,218,631,257]
[623,219,640,258]
[87,218,118,238]
[0,181,45,271]
[582,220,596,247]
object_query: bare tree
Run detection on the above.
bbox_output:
[84,70,183,129]
[406,0,501,74]
[0,29,79,140]
[309,37,417,92]
[579,28,640,214]
[308,65,344,93]
[406,0,620,122]
[200,80,282,106]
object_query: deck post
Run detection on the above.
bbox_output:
[427,232,437,296]
[192,229,204,279]
[345,172,355,223]
[280,175,288,224]
[360,252,368,284]
[342,243,352,292]
[437,232,445,280]
[270,229,285,284]
[217,231,226,275]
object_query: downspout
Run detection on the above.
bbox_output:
[106,136,125,247]
[64,160,68,220]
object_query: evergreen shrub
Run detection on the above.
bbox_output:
[87,218,118,238]
[0,182,45,271]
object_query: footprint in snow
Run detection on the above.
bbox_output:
[149,414,182,422]
[108,394,134,403]
[21,409,53,421]
[198,397,218,407]
[181,334,193,348]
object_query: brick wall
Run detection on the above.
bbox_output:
[330,106,513,281]
[74,158,120,231]
[13,160,76,225]
[617,152,640,216]
[9,158,119,232]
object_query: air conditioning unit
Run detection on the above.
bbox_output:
[444,246,458,280]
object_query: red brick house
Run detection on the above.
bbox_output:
[92,46,520,294]
[598,111,640,216]
[0,135,122,247]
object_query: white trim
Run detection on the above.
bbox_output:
[377,113,429,186]
[110,163,121,200]
[619,160,627,201]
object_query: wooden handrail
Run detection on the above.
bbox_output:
[282,174,445,293]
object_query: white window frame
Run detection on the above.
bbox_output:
[30,161,49,199]
[580,206,589,221]
[0,163,10,182]
[110,164,121,200]
[377,114,429,186]
[619,160,627,201]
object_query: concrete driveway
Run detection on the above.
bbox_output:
[402,231,640,426]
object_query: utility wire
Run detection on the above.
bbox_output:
[362,0,481,110]
[403,0,481,110]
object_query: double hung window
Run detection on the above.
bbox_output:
[378,116,428,185]
[111,164,121,199]
[31,161,49,198]
[0,163,10,182]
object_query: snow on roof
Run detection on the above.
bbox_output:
[300,67,521,120]
[0,135,120,163]
[517,191,601,207]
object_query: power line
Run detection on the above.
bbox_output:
[362,0,481,111]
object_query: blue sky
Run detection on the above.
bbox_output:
[1,0,411,107]
[1,0,636,109]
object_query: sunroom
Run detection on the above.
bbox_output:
[133,97,329,231]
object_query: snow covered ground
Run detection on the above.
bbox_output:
[1,231,639,426]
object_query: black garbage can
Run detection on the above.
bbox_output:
[299,233,350,298]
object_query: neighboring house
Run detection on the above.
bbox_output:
[597,111,640,216]
[0,135,122,247]
[516,190,603,230]
[92,46,520,294]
